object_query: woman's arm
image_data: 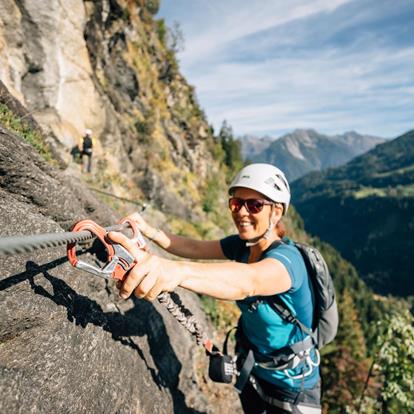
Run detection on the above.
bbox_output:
[175,258,292,300]
[125,212,226,260]
[108,232,292,301]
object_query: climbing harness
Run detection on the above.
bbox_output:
[205,238,334,413]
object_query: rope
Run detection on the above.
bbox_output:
[158,292,207,346]
[0,223,129,256]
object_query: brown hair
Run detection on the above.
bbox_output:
[276,221,286,238]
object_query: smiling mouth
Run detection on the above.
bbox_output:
[238,221,254,229]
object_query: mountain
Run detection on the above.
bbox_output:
[0,1,237,411]
[251,129,385,181]
[291,130,414,297]
[0,91,402,412]
[237,134,275,159]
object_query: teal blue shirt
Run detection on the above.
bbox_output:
[220,235,320,390]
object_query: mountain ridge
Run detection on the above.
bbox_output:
[238,129,385,181]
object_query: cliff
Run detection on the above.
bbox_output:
[0,0,239,412]
[0,0,226,229]
[0,84,239,412]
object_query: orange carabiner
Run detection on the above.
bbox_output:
[118,217,146,249]
[67,219,136,281]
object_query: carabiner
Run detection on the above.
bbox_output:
[67,219,136,281]
[118,217,146,249]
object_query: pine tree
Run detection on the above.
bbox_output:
[218,120,243,180]
[322,290,371,413]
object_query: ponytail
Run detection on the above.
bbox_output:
[276,221,286,238]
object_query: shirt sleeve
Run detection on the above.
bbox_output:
[220,234,245,261]
[263,245,305,292]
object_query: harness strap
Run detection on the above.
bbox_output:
[256,336,314,369]
[237,322,314,368]
[249,376,321,413]
[234,349,255,393]
[250,239,318,345]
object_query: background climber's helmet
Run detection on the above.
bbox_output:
[84,129,92,137]
[229,163,291,214]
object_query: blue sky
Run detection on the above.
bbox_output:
[158,0,414,138]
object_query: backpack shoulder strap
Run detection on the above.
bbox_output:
[261,239,317,342]
[263,295,315,341]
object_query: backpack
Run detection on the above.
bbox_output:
[264,240,338,349]
[82,136,93,152]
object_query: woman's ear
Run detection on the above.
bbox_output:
[272,204,283,223]
[271,210,279,226]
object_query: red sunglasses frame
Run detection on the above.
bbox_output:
[228,197,274,214]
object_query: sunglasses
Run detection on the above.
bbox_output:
[228,197,274,214]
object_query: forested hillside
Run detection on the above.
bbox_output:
[292,130,414,298]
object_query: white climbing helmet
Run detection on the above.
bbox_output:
[229,163,291,214]
[84,129,92,136]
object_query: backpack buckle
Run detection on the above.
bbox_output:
[248,299,262,312]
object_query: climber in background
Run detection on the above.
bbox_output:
[81,129,93,173]
[70,144,81,164]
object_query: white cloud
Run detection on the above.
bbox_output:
[179,0,352,68]
[195,47,414,136]
[159,0,414,138]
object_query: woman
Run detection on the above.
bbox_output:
[108,163,321,414]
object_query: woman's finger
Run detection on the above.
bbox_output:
[107,231,147,262]
[119,259,151,298]
[144,284,164,302]
[134,271,158,298]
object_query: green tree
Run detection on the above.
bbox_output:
[322,290,371,413]
[355,310,414,413]
[218,120,243,180]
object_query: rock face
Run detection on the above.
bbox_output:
[0,95,239,412]
[0,2,239,411]
[0,0,223,222]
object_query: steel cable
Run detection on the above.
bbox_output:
[0,223,129,256]
[0,221,210,348]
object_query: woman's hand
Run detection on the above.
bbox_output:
[108,231,182,301]
[124,211,168,248]
[124,212,152,237]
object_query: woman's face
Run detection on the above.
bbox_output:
[230,187,275,240]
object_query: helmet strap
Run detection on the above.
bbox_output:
[245,206,276,247]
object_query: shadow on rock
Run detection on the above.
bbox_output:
[1,258,204,414]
